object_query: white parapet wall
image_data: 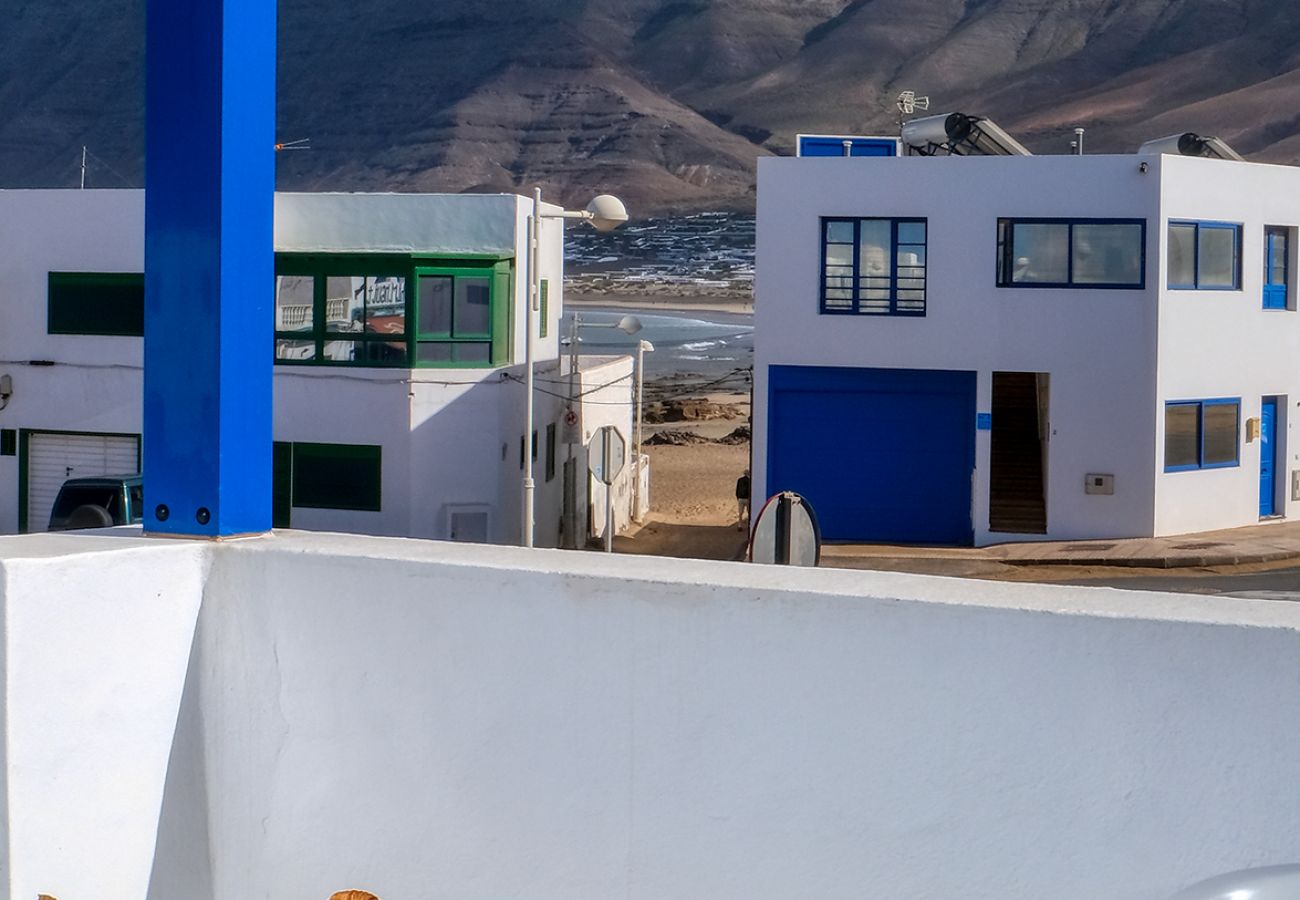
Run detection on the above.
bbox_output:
[2,530,1300,899]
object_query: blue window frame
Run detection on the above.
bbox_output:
[996,218,1146,289]
[1164,398,1240,471]
[1264,226,1290,310]
[821,217,926,315]
[1167,221,1241,290]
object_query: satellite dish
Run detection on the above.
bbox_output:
[895,91,930,116]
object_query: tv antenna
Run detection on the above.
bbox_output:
[895,91,930,131]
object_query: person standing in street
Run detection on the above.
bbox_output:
[735,469,751,530]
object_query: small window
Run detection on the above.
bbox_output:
[1168,221,1241,290]
[820,217,927,315]
[1165,399,1240,471]
[0,430,15,456]
[519,430,538,470]
[1264,226,1291,310]
[48,273,145,336]
[545,422,557,482]
[996,219,1145,288]
[290,443,382,511]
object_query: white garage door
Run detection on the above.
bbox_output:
[25,431,140,533]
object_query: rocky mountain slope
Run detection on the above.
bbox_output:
[4,0,1300,211]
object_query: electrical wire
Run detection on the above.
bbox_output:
[503,366,753,406]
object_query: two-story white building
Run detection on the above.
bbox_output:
[0,189,638,545]
[753,151,1300,546]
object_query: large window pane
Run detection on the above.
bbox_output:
[1167,224,1196,286]
[1198,226,1238,288]
[1072,223,1142,285]
[455,277,492,336]
[418,276,453,335]
[1268,230,1288,285]
[365,276,406,337]
[1010,223,1069,283]
[274,276,314,332]
[1203,402,1239,465]
[325,277,365,332]
[858,220,891,280]
[1165,404,1200,469]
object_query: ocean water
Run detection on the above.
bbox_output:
[561,211,755,392]
[561,307,753,390]
[565,211,755,293]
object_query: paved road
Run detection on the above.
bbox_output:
[1067,565,1300,601]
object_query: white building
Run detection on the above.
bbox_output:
[0,189,638,545]
[754,151,1300,545]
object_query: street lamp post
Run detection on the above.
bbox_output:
[523,190,628,548]
[634,339,654,523]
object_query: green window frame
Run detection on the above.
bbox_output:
[274,441,382,512]
[275,253,513,369]
[48,272,145,336]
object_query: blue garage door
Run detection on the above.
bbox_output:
[767,366,976,545]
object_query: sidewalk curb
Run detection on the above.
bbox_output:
[997,549,1300,569]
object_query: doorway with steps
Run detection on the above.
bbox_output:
[989,372,1049,534]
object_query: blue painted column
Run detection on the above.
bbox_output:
[144,0,276,536]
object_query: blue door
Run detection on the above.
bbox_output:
[767,366,976,544]
[1260,397,1278,516]
[1264,228,1288,309]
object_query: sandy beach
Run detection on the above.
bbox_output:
[569,284,755,559]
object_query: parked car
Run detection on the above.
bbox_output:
[48,474,143,531]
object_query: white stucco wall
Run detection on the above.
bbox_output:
[753,156,1163,545]
[0,190,147,369]
[0,533,204,900]
[5,530,1300,899]
[574,355,637,540]
[1154,156,1300,535]
[275,192,520,255]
